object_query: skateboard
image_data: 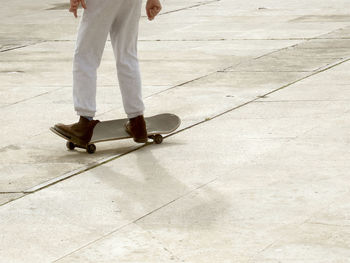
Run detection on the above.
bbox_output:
[50,113,181,154]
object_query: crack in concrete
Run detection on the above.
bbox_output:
[0,87,64,109]
[0,41,46,53]
[159,0,221,16]
[0,45,29,53]
[23,143,148,193]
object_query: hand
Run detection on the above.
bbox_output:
[69,0,87,18]
[146,0,162,21]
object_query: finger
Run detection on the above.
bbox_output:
[150,9,156,18]
[151,8,159,18]
[81,0,87,9]
[146,7,152,20]
[74,9,78,18]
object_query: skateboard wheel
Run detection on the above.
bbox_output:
[154,134,163,144]
[66,141,75,150]
[87,144,96,154]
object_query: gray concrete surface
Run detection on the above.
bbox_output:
[1,0,350,262]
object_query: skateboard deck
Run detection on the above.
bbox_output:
[50,113,181,153]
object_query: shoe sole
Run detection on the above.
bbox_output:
[53,126,88,147]
[133,137,148,143]
[124,123,148,144]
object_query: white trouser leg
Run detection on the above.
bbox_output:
[110,0,145,119]
[73,0,123,117]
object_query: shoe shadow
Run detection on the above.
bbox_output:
[51,144,137,163]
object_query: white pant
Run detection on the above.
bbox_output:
[73,0,144,119]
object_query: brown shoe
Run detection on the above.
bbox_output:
[125,115,148,143]
[54,117,100,146]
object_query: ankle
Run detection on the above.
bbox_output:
[81,116,93,121]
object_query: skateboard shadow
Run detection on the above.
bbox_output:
[89,145,227,231]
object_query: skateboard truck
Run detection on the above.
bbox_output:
[148,134,163,144]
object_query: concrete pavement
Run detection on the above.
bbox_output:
[1,0,350,262]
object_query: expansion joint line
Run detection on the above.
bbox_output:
[166,55,350,138]
[52,178,217,262]
[159,0,221,16]
[0,40,46,53]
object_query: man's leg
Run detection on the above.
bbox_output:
[54,0,120,145]
[110,0,147,143]
[73,0,120,117]
[110,0,145,119]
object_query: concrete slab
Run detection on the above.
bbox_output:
[227,37,350,73]
[6,70,347,262]
[2,55,350,259]
[317,25,350,39]
[257,223,350,262]
[55,223,178,262]
[1,0,350,261]
[261,60,350,101]
[0,37,309,193]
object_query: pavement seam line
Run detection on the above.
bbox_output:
[0,88,62,109]
[159,0,221,16]
[262,56,350,97]
[164,55,350,139]
[0,40,46,53]
[224,26,350,71]
[52,178,217,262]
[0,45,28,53]
[22,144,148,193]
[0,193,27,207]
[137,227,186,262]
[0,1,221,53]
